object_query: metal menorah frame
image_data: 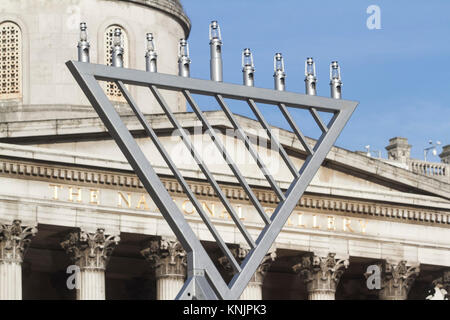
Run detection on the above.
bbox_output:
[66,60,358,300]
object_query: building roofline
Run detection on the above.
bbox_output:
[0,110,449,200]
[118,0,191,37]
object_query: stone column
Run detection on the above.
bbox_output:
[219,245,276,300]
[293,252,349,300]
[61,228,120,300]
[0,220,37,300]
[141,237,186,300]
[376,260,420,300]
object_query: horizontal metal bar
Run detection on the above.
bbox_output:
[65,62,232,299]
[116,81,241,273]
[68,61,358,114]
[278,103,314,156]
[149,85,256,249]
[67,60,359,300]
[247,99,300,179]
[229,107,357,297]
[183,90,271,225]
[215,94,286,202]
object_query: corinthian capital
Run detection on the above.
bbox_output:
[0,220,37,264]
[378,260,420,300]
[141,237,186,279]
[61,228,120,271]
[218,244,277,284]
[293,253,349,295]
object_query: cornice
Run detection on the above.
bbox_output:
[0,157,448,227]
[0,111,448,200]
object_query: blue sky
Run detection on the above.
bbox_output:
[180,0,450,160]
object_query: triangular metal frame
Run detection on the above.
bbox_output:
[66,60,358,300]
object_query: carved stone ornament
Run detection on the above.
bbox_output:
[219,244,277,284]
[0,220,37,264]
[61,228,120,271]
[292,253,349,294]
[378,260,420,300]
[141,238,187,279]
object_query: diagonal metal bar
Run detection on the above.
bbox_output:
[183,90,270,225]
[149,84,256,249]
[229,107,355,295]
[67,61,358,300]
[278,103,314,156]
[247,99,299,179]
[66,63,233,299]
[215,94,286,202]
[116,81,241,273]
[309,108,329,134]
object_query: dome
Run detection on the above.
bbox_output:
[0,0,191,123]
[120,0,191,36]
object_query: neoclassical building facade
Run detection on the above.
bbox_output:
[0,0,449,300]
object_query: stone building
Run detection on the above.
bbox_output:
[0,0,449,300]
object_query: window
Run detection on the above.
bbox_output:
[1,22,22,99]
[104,25,128,101]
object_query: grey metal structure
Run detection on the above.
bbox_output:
[66,56,357,299]
[209,21,223,82]
[145,33,157,73]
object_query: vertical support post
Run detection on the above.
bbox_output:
[242,48,255,87]
[141,237,187,300]
[273,53,286,91]
[61,228,120,300]
[209,21,223,82]
[178,39,191,77]
[330,61,342,99]
[145,33,157,72]
[77,22,90,63]
[305,57,317,95]
[112,28,124,68]
[0,220,37,300]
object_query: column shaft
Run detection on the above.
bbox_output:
[141,238,186,300]
[0,262,21,300]
[157,276,184,300]
[0,220,37,300]
[61,228,120,300]
[77,269,105,300]
[240,283,262,300]
[293,252,349,300]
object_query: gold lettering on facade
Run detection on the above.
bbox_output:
[359,219,368,233]
[312,214,320,229]
[90,189,100,205]
[68,187,82,203]
[182,200,195,215]
[327,216,336,231]
[220,209,231,220]
[46,184,370,235]
[343,218,354,233]
[237,205,245,221]
[286,216,293,227]
[118,192,131,208]
[297,213,306,227]
[136,194,149,210]
[49,184,62,200]
[202,202,215,217]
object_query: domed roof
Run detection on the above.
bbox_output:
[120,0,191,36]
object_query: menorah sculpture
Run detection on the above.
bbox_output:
[67,21,358,300]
